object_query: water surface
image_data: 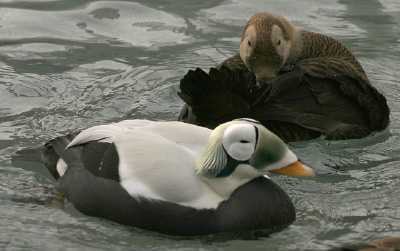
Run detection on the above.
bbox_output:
[1,0,400,250]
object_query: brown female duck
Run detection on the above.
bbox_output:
[178,12,389,142]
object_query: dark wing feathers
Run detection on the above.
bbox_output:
[41,132,79,179]
[178,57,389,141]
[56,162,219,236]
[57,168,293,235]
[178,66,256,128]
[40,133,120,181]
[298,58,389,130]
[252,65,305,106]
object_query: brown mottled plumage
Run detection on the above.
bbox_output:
[178,12,389,142]
[230,12,368,81]
[292,31,368,80]
[221,30,367,81]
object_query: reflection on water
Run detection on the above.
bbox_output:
[1,0,399,250]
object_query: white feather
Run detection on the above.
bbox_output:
[63,119,277,209]
[68,120,210,150]
[56,158,68,176]
[64,120,222,209]
[67,124,127,148]
[113,129,223,209]
[201,163,261,199]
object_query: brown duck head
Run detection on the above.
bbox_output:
[240,12,299,81]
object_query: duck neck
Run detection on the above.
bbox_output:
[200,164,262,200]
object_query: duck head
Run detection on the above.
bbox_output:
[196,118,314,196]
[239,12,300,81]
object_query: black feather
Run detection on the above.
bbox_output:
[177,62,389,142]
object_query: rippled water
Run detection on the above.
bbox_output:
[1,0,399,250]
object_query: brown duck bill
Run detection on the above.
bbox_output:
[270,161,315,177]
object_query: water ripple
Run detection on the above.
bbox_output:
[1,0,400,250]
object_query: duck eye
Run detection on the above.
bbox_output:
[247,40,251,47]
[240,140,250,143]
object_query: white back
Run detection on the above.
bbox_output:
[68,120,223,209]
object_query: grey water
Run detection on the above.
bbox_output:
[0,0,399,250]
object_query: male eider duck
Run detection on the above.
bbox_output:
[178,12,389,142]
[41,118,314,236]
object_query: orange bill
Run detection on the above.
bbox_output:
[270,161,315,177]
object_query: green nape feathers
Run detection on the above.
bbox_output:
[196,122,230,178]
[250,124,288,170]
[196,119,291,178]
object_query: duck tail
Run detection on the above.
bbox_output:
[40,132,80,179]
[12,130,88,180]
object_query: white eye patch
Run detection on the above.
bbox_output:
[271,24,291,64]
[222,124,257,161]
[271,25,284,46]
[240,25,257,67]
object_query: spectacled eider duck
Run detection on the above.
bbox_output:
[41,118,314,236]
[178,12,389,142]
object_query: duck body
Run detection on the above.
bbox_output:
[42,119,298,235]
[178,13,389,142]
